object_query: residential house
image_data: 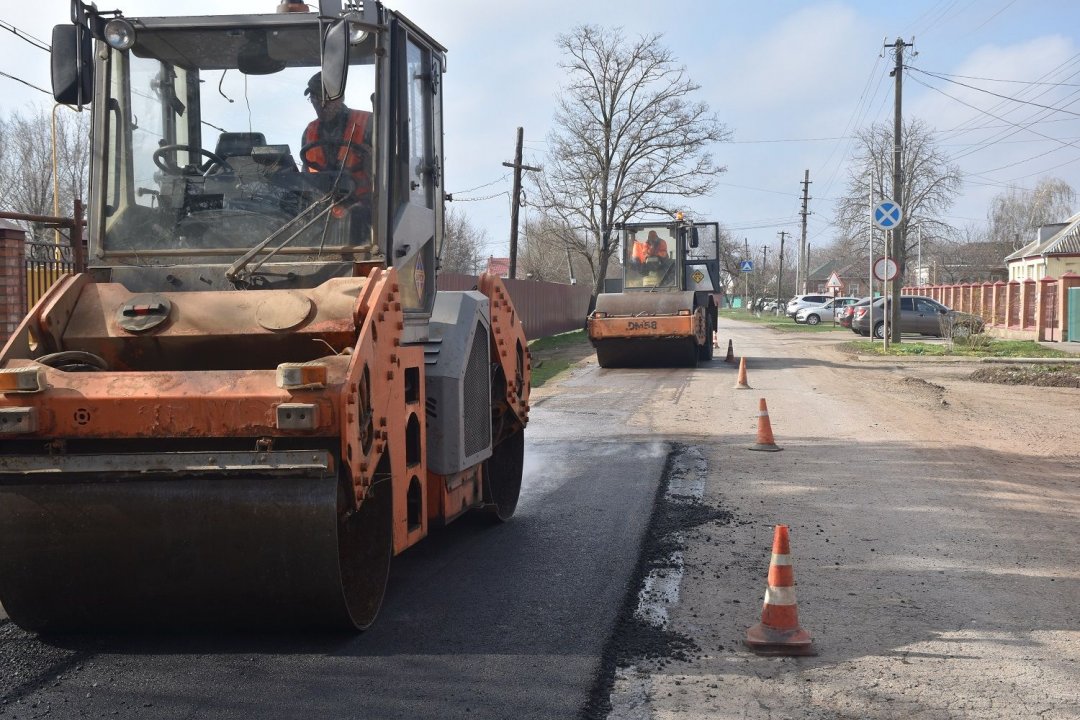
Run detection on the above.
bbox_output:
[806,258,872,298]
[1005,213,1080,280]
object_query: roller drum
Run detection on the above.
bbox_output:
[0,471,391,632]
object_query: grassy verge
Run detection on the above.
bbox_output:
[839,338,1073,358]
[528,329,591,387]
[718,308,848,333]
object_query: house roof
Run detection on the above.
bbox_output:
[806,260,839,283]
[486,256,511,277]
[1005,211,1080,261]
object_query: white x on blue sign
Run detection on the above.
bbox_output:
[739,260,754,272]
[873,200,903,230]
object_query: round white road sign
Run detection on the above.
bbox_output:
[873,257,898,281]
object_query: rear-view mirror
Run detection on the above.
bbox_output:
[320,19,350,101]
[51,24,93,106]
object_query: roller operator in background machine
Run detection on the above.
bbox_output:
[0,0,530,632]
[587,216,722,367]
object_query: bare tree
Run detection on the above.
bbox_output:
[706,222,745,302]
[0,107,91,239]
[55,108,91,219]
[0,119,9,210]
[533,25,730,301]
[439,206,485,275]
[518,214,573,283]
[987,177,1075,250]
[833,118,963,282]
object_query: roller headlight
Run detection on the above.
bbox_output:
[104,19,136,50]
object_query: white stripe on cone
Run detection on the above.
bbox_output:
[763,585,797,606]
[770,553,792,566]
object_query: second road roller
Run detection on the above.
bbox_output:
[588,218,723,367]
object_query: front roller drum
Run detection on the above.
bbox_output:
[593,337,699,369]
[0,472,392,632]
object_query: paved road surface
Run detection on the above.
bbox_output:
[0,373,681,719]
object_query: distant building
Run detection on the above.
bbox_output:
[1005,213,1080,280]
[806,259,872,297]
[486,256,510,278]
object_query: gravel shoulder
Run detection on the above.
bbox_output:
[547,320,1080,719]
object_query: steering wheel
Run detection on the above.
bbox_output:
[300,139,369,173]
[153,144,233,176]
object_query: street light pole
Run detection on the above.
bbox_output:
[776,230,788,315]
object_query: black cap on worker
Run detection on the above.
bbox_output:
[304,72,321,97]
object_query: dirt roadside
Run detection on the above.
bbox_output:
[544,321,1080,719]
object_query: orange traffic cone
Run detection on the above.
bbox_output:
[724,339,735,363]
[734,357,751,390]
[745,525,815,656]
[748,397,781,451]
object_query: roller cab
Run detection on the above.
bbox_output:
[587,220,722,368]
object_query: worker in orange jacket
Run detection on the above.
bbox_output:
[631,230,669,267]
[301,72,372,203]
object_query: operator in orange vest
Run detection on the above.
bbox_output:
[631,230,669,267]
[301,72,372,203]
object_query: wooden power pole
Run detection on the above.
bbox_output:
[776,230,788,310]
[502,127,541,280]
[888,37,913,341]
[798,170,811,294]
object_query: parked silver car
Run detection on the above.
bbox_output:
[785,294,832,318]
[794,296,860,325]
[850,296,985,338]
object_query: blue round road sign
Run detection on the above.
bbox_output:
[873,200,902,230]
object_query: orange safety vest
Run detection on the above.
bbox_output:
[632,239,668,264]
[303,109,372,198]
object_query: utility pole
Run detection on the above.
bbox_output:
[502,127,541,280]
[888,37,913,342]
[798,170,811,294]
[776,230,788,312]
[761,245,769,311]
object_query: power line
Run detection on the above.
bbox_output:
[449,172,510,196]
[908,66,1080,118]
[727,135,853,144]
[970,0,1017,32]
[0,69,49,95]
[713,180,801,197]
[0,20,50,52]
[919,68,1080,167]
[450,191,509,203]
[930,52,1080,142]
[912,68,1080,88]
[907,73,1080,154]
[816,52,889,206]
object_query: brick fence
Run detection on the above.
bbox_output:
[0,220,27,342]
[904,274,1080,342]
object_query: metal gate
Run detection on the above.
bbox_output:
[1069,287,1080,343]
[25,240,76,315]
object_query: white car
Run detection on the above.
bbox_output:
[794,296,859,325]
[785,294,832,318]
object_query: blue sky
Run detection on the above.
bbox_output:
[3,1,1079,262]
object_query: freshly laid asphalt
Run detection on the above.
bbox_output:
[0,389,670,719]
